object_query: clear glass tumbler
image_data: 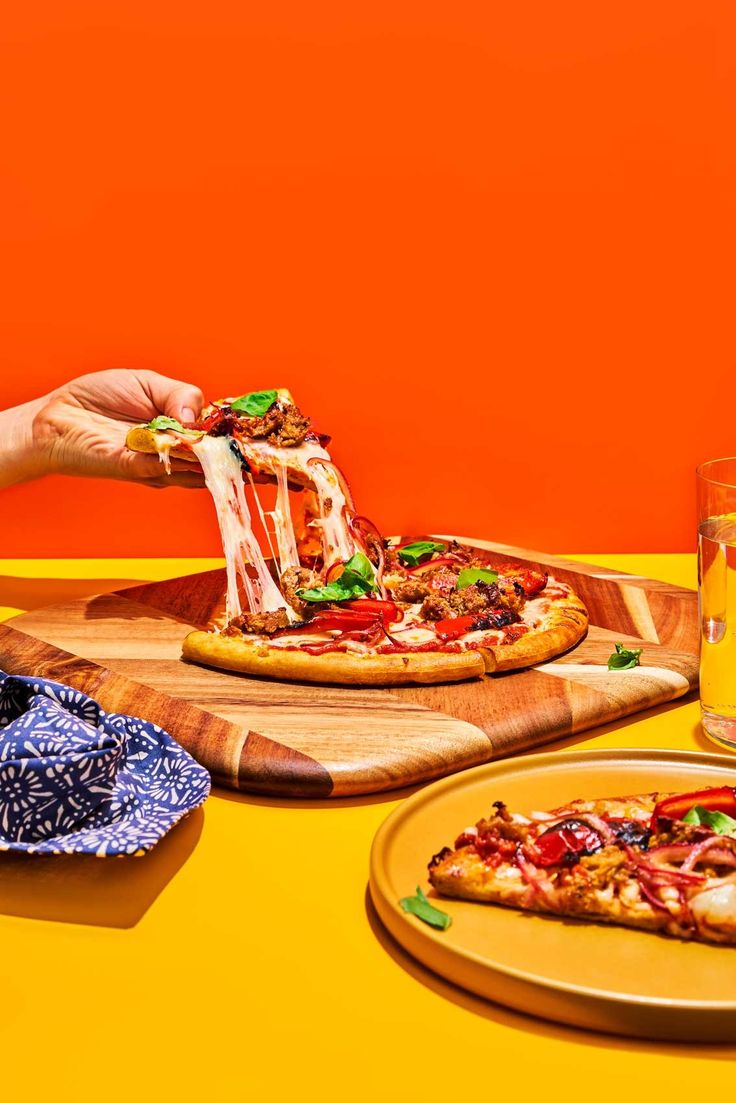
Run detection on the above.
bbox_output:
[698,458,736,747]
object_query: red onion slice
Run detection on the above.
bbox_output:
[305,456,355,510]
[637,877,670,912]
[637,863,705,886]
[646,844,697,864]
[349,513,388,599]
[682,836,736,872]
[515,849,558,909]
[406,555,463,576]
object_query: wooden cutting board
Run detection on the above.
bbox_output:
[2,539,699,797]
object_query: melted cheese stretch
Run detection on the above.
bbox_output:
[192,436,287,621]
[153,436,173,475]
[234,436,359,565]
[267,463,300,574]
[192,429,363,621]
[152,428,203,475]
[308,459,356,563]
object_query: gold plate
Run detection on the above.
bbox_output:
[369,748,736,1041]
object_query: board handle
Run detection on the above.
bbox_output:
[0,624,332,796]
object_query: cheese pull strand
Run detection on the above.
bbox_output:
[192,436,287,621]
[267,464,301,574]
[233,436,360,565]
[307,459,357,563]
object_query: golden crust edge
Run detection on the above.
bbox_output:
[125,425,199,463]
[485,591,589,672]
[182,630,486,685]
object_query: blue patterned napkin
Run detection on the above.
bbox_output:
[0,672,211,856]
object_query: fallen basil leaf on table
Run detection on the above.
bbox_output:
[400,886,452,930]
[607,643,643,671]
[147,415,186,432]
[230,389,278,417]
[456,567,499,589]
[397,541,447,567]
[683,804,736,836]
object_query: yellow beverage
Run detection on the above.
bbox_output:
[698,512,736,740]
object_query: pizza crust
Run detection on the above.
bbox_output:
[125,426,199,463]
[478,587,589,671]
[171,548,587,687]
[182,629,488,685]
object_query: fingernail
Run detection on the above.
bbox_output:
[181,406,196,425]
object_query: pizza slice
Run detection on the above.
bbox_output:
[428,785,736,944]
[126,388,588,685]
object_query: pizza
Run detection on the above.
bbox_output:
[126,388,588,685]
[428,785,736,944]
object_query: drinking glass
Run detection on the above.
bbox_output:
[698,458,736,747]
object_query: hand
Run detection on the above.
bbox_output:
[3,369,208,489]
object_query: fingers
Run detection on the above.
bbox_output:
[168,457,203,473]
[120,450,205,486]
[140,371,205,426]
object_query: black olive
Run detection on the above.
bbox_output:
[473,608,519,630]
[228,439,251,471]
[609,819,651,849]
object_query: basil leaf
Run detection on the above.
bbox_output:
[397,541,446,567]
[343,552,374,583]
[400,886,452,931]
[147,415,186,432]
[297,553,377,602]
[607,643,643,671]
[295,582,359,600]
[230,389,278,417]
[703,810,736,835]
[682,805,736,836]
[456,567,499,589]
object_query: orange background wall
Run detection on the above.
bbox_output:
[1,2,733,556]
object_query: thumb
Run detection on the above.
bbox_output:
[143,372,205,426]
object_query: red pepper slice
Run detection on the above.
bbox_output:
[650,786,736,830]
[310,610,379,633]
[499,566,548,598]
[197,406,229,433]
[533,832,569,866]
[344,598,402,626]
[276,608,380,637]
[533,822,603,867]
[433,615,476,641]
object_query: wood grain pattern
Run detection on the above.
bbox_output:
[5,541,699,797]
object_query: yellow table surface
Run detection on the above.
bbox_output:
[1,554,732,1100]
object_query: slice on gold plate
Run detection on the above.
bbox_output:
[369,748,736,1041]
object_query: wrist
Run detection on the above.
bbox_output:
[0,394,54,488]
